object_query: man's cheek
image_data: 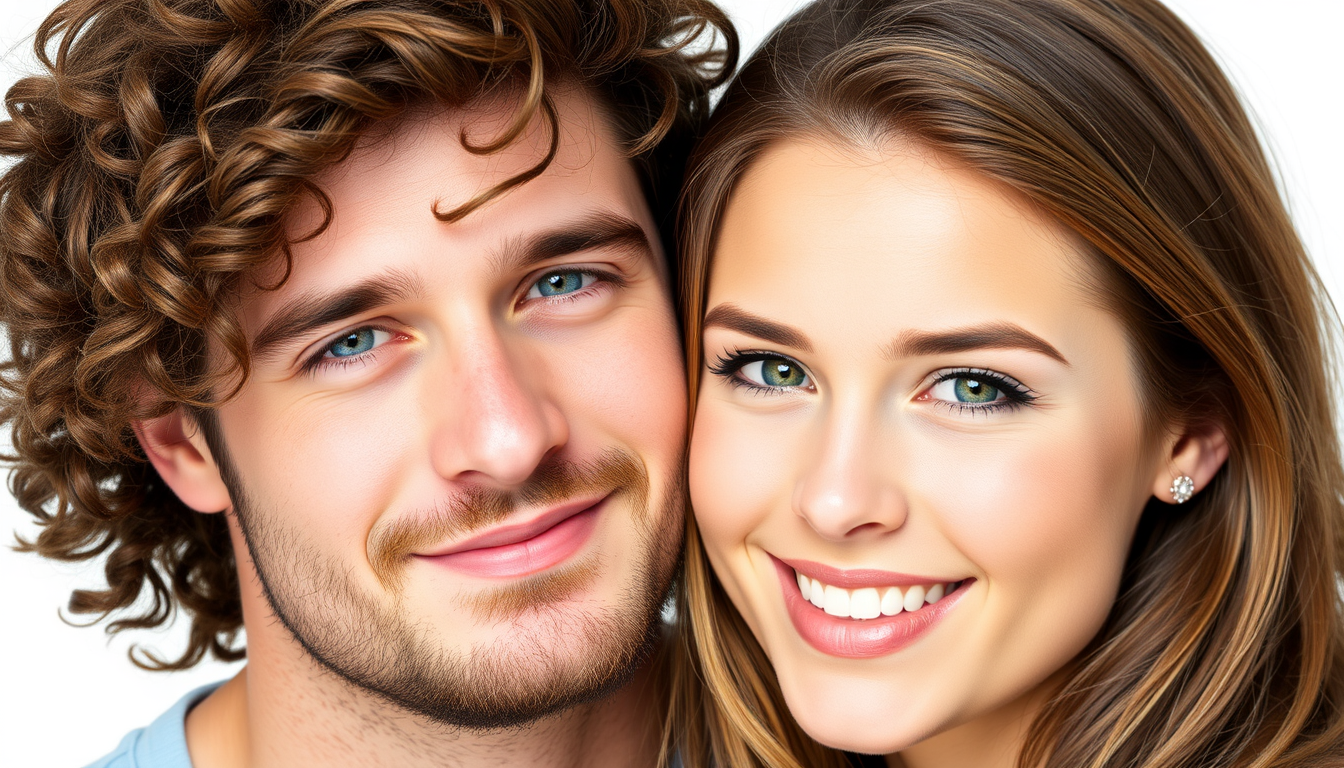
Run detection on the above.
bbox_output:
[553,314,686,445]
[230,389,414,534]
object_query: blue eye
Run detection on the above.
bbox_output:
[323,327,389,359]
[529,270,594,298]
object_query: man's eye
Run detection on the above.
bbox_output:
[739,357,810,388]
[528,270,596,298]
[323,327,391,359]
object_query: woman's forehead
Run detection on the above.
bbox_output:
[707,138,1097,350]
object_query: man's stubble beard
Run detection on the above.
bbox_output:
[216,442,684,730]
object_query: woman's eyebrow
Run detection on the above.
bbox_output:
[885,323,1070,365]
[703,303,813,351]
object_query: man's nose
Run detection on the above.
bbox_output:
[792,405,908,541]
[427,328,569,488]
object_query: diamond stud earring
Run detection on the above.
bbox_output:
[1170,475,1195,504]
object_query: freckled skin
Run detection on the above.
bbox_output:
[690,138,1169,766]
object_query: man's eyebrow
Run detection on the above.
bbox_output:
[702,303,813,352]
[493,211,653,274]
[251,270,424,361]
[885,323,1069,365]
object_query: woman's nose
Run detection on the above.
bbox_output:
[792,414,907,541]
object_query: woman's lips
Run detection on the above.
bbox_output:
[778,557,954,588]
[772,556,971,658]
[414,496,605,579]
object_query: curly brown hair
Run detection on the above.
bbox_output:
[0,0,735,670]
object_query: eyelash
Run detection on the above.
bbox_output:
[300,326,403,375]
[296,268,625,375]
[708,350,811,396]
[708,353,1039,413]
[923,367,1039,415]
[521,267,626,306]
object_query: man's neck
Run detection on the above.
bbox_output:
[185,642,667,768]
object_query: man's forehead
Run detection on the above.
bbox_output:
[239,84,655,321]
[281,85,625,237]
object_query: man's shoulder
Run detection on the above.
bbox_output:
[85,683,223,768]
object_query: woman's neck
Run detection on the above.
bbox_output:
[892,667,1070,768]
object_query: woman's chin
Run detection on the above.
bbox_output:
[789,703,923,757]
[774,664,940,756]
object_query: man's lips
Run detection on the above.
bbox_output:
[413,494,607,579]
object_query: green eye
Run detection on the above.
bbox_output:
[922,368,1036,413]
[739,357,810,389]
[924,370,1022,410]
[763,359,806,387]
[953,377,1000,403]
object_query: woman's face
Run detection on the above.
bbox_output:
[689,138,1170,756]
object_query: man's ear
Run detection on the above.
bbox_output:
[133,409,232,513]
[1151,420,1230,504]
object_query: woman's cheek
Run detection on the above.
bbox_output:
[904,415,1143,668]
[914,430,1103,564]
[690,397,793,555]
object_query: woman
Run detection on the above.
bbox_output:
[664,0,1344,766]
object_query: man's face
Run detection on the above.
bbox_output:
[210,87,687,727]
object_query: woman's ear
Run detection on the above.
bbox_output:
[133,409,232,513]
[1151,420,1230,504]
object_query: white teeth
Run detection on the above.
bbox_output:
[809,580,825,609]
[880,587,903,616]
[823,585,851,617]
[850,588,881,619]
[903,584,926,612]
[795,569,957,620]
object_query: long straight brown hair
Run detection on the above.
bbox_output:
[664,1,1344,766]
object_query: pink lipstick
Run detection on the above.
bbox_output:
[773,555,970,658]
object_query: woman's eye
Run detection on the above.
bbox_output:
[323,327,391,359]
[920,368,1039,413]
[528,269,596,298]
[928,375,1005,404]
[739,357,810,388]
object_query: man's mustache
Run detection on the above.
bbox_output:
[367,448,648,587]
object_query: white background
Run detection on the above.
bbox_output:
[1,0,1340,764]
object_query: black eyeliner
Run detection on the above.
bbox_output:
[929,367,1039,412]
[708,349,810,395]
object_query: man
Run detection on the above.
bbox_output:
[0,0,733,765]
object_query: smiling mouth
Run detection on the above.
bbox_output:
[773,556,972,658]
[793,570,965,620]
[413,494,608,579]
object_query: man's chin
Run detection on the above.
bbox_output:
[234,446,686,731]
[457,555,605,624]
[332,591,668,730]
[259,533,678,729]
